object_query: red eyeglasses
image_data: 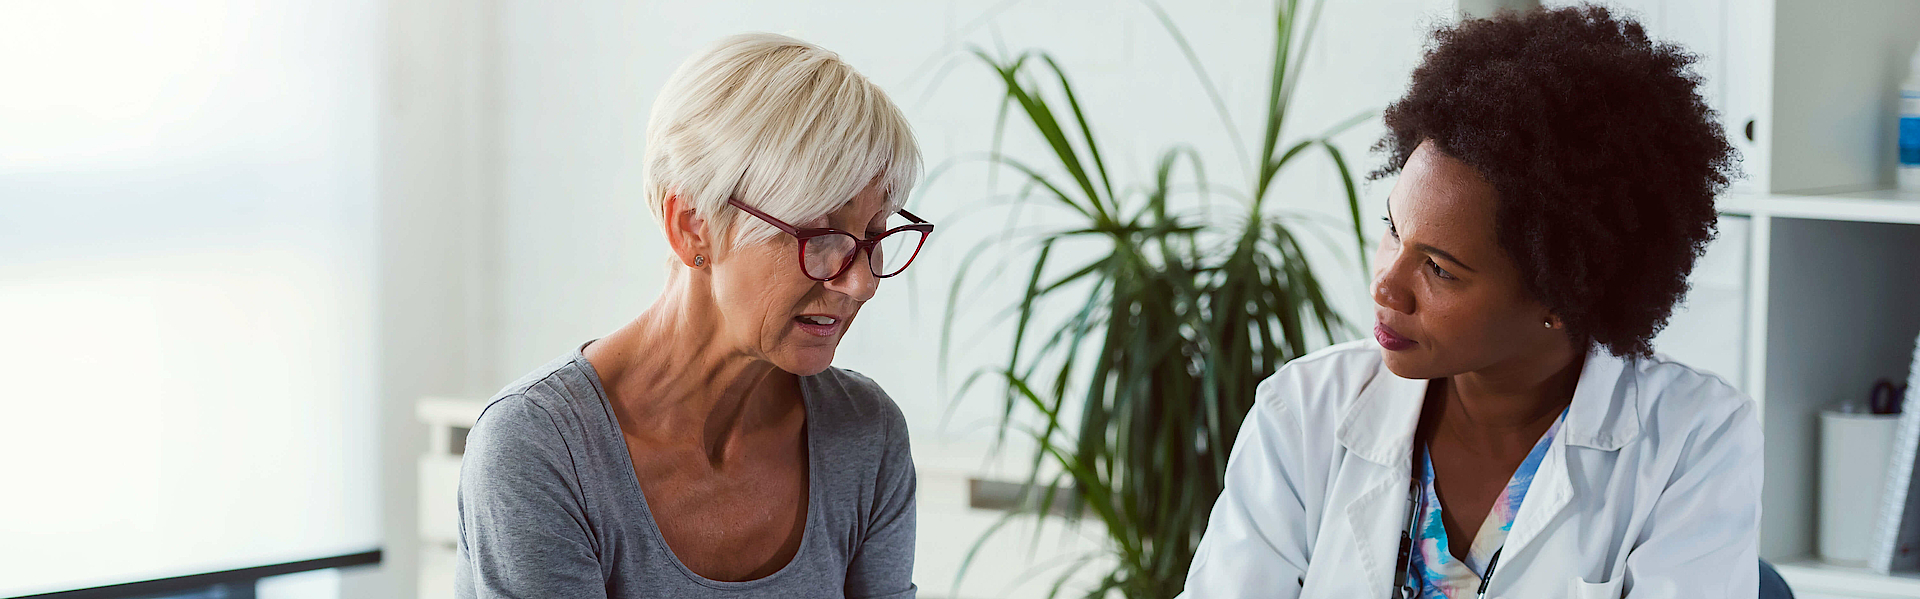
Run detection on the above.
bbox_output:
[728,197,934,282]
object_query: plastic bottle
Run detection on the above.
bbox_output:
[1900,41,1920,192]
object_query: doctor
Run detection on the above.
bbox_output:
[1180,6,1755,599]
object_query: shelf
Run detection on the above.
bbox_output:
[1720,189,1920,225]
[1774,557,1920,598]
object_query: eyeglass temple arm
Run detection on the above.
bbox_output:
[733,196,929,230]
[726,198,800,235]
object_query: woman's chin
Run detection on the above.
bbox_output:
[772,347,838,377]
[1379,348,1439,381]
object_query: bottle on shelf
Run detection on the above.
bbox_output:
[1900,41,1920,192]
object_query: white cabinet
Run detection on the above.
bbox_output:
[909,439,1112,599]
[1654,215,1752,390]
[415,397,487,599]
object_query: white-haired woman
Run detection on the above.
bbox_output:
[454,33,928,599]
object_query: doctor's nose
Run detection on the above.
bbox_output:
[1372,264,1415,315]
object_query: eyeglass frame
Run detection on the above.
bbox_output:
[726,197,934,282]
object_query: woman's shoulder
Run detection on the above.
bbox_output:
[464,351,606,475]
[1275,338,1388,377]
[1632,352,1748,403]
[804,367,910,441]
[1628,352,1758,440]
[1255,339,1388,416]
[482,350,601,423]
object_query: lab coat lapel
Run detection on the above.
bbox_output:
[1336,365,1429,596]
[1501,431,1574,563]
[1503,346,1639,560]
[1342,476,1412,598]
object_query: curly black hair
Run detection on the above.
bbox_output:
[1371,4,1739,358]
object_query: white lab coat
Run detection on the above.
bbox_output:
[1179,339,1761,599]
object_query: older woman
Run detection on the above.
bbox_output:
[1180,7,1752,599]
[454,33,927,599]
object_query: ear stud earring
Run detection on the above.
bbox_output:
[693,255,706,267]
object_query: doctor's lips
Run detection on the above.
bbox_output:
[1374,322,1417,351]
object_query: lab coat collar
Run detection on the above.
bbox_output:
[1559,346,1640,451]
[1335,343,1641,468]
[1334,344,1641,592]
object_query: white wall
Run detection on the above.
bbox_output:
[347,0,504,597]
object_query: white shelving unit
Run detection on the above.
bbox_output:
[1721,190,1920,227]
[1578,0,1920,596]
[1698,190,1920,599]
[1771,556,1920,599]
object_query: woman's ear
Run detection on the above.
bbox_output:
[661,192,711,269]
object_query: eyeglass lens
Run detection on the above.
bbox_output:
[800,228,927,279]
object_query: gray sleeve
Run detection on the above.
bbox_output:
[842,398,917,599]
[454,397,608,599]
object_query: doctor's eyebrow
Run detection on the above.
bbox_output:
[1386,199,1480,273]
[1419,243,1477,273]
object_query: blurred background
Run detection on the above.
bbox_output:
[4,0,1919,598]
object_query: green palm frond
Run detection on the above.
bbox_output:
[938,1,1369,597]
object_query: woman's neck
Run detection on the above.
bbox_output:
[1434,341,1584,452]
[584,276,799,464]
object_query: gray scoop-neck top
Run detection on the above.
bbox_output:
[453,344,917,599]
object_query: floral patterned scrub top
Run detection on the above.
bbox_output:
[1409,408,1567,599]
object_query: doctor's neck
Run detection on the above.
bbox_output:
[1434,339,1584,436]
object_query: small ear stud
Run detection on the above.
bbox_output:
[693,255,705,267]
[1544,319,1554,329]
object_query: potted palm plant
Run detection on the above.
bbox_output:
[938,1,1370,597]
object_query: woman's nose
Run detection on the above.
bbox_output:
[825,249,878,302]
[1372,262,1414,315]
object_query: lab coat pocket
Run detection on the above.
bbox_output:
[1568,576,1623,599]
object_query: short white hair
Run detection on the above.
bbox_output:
[643,32,922,248]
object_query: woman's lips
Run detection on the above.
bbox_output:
[794,314,842,337]
[1374,322,1417,351]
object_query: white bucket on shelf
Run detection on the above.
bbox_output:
[1821,410,1901,566]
